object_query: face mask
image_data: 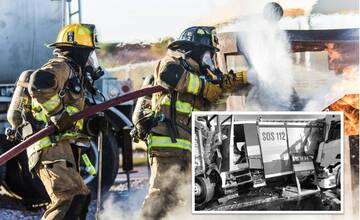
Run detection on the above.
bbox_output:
[201,51,216,72]
[85,51,104,80]
[201,51,223,84]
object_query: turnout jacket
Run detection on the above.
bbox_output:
[149,54,213,154]
[26,56,86,169]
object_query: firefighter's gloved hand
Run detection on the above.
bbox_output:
[50,111,74,132]
[222,70,248,92]
[222,72,236,92]
[5,127,16,141]
[203,81,222,103]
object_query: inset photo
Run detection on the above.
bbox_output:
[192,112,343,213]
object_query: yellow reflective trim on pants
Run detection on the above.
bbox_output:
[187,73,201,95]
[41,94,61,113]
[148,135,192,152]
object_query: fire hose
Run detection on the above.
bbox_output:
[0,85,165,166]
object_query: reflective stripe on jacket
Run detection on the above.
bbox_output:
[149,54,211,152]
[159,94,199,117]
[28,103,84,155]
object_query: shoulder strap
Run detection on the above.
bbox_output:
[16,80,29,88]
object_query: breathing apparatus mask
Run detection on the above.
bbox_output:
[83,51,104,95]
[85,51,104,81]
[200,50,223,84]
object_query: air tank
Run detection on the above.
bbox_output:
[7,70,33,129]
[0,0,64,84]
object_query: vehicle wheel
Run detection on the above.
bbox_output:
[2,133,119,205]
[84,133,119,196]
[1,135,49,206]
[195,176,215,205]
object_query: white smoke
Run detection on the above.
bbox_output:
[99,185,148,219]
[305,66,359,111]
[235,17,295,111]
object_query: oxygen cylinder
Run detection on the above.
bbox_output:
[132,75,154,125]
[131,75,155,141]
[7,70,33,129]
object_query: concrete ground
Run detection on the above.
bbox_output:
[0,165,150,220]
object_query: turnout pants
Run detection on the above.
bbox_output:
[140,151,191,220]
[35,140,90,220]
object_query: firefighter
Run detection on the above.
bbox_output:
[11,24,100,220]
[137,26,247,220]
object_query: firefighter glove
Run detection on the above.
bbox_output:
[5,127,16,141]
[203,81,222,103]
[222,70,248,92]
[50,110,74,132]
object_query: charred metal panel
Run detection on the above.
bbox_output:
[218,28,359,53]
[287,29,359,43]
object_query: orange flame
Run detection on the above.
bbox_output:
[326,43,343,62]
[325,43,359,74]
[325,94,359,136]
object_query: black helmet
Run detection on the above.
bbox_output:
[168,26,219,52]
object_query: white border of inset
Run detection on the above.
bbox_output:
[191,111,344,214]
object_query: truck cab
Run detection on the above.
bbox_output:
[316,115,341,189]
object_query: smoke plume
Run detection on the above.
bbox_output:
[305,66,359,111]
[233,17,295,111]
[100,187,147,220]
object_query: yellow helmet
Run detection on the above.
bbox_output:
[47,23,98,49]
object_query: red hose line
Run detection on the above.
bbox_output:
[0,85,165,165]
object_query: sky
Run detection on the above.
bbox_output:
[80,0,359,43]
[81,0,232,43]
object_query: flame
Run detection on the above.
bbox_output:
[323,61,359,135]
[325,43,359,74]
[283,8,305,17]
[326,43,343,63]
[325,94,359,135]
[343,65,357,76]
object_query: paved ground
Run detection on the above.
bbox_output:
[0,165,150,220]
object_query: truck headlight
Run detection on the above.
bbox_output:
[109,87,119,97]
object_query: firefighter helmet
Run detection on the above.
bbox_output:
[47,23,98,49]
[168,26,219,52]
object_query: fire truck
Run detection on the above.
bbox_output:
[0,0,134,207]
[194,114,341,206]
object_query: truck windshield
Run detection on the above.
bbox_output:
[327,121,341,142]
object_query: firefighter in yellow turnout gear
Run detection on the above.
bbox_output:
[137,26,247,220]
[8,24,101,220]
